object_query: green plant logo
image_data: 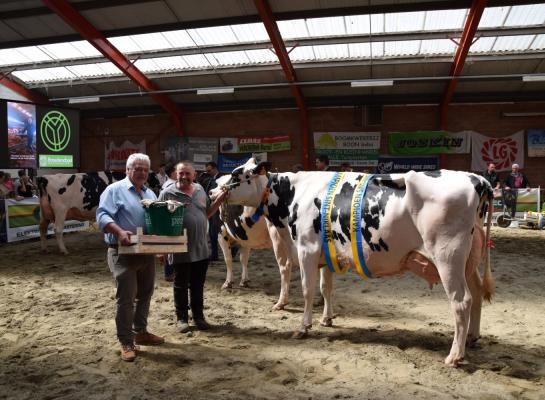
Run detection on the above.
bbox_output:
[40,111,71,152]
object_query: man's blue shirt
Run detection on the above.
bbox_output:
[96,177,157,244]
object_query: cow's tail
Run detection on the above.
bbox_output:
[482,187,495,302]
[36,177,47,198]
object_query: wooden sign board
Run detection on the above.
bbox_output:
[118,227,188,254]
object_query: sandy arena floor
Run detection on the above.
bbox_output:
[0,226,544,399]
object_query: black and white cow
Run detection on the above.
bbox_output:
[217,200,293,310]
[210,158,495,367]
[37,171,161,254]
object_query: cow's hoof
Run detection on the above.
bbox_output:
[239,280,250,288]
[291,329,308,339]
[320,317,333,327]
[221,281,234,290]
[444,354,462,368]
[271,302,286,311]
[466,335,480,348]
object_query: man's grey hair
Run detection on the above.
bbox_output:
[512,163,520,169]
[126,153,151,169]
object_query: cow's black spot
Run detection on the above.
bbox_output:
[424,170,442,178]
[81,173,109,211]
[58,187,66,195]
[332,230,346,246]
[267,176,295,228]
[67,175,76,186]
[361,175,406,252]
[313,198,321,234]
[244,216,255,228]
[331,181,356,242]
[288,203,299,240]
[220,204,248,241]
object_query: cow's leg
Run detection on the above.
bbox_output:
[39,217,51,253]
[436,254,472,367]
[54,213,69,254]
[466,227,486,345]
[239,247,251,287]
[219,235,234,289]
[292,248,321,339]
[319,267,334,327]
[270,229,292,311]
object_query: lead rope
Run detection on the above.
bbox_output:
[250,173,275,222]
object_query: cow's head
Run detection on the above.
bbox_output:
[210,158,269,208]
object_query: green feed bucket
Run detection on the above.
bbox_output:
[143,201,185,236]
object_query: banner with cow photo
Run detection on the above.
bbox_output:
[105,140,146,171]
[471,131,524,172]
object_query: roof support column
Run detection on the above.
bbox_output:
[254,0,310,169]
[0,74,49,104]
[440,0,488,129]
[43,0,185,135]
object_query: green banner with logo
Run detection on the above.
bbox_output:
[388,131,470,155]
[37,106,80,168]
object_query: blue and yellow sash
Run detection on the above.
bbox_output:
[321,172,374,279]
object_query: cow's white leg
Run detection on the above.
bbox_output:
[319,267,334,327]
[219,234,234,289]
[54,212,68,255]
[39,217,50,253]
[466,227,486,345]
[239,247,251,287]
[436,256,472,368]
[293,248,321,339]
[270,229,291,310]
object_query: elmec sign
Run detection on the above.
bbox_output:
[37,107,79,168]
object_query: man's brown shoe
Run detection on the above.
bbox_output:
[121,343,136,362]
[134,331,165,346]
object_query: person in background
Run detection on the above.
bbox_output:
[503,163,531,217]
[161,162,177,281]
[158,161,227,333]
[3,173,14,193]
[291,163,304,173]
[17,170,35,198]
[315,155,330,171]
[157,163,168,187]
[96,153,164,362]
[482,162,501,191]
[197,161,222,262]
[0,172,12,199]
[340,162,353,172]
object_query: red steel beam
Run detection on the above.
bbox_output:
[254,0,310,170]
[0,75,49,104]
[440,0,488,129]
[43,0,185,135]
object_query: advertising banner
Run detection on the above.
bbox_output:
[527,129,545,157]
[37,106,80,168]
[314,132,380,167]
[105,140,146,171]
[3,197,88,243]
[217,152,267,173]
[388,131,471,155]
[163,137,218,171]
[376,156,439,173]
[6,101,36,168]
[471,131,524,172]
[220,135,290,154]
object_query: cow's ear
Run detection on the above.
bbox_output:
[252,161,272,174]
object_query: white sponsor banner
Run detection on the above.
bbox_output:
[105,140,146,171]
[314,131,381,150]
[471,131,524,172]
[3,198,88,243]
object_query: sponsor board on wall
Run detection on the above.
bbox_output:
[105,140,146,171]
[314,132,380,167]
[471,131,524,172]
[528,129,545,157]
[376,156,439,173]
[220,135,290,153]
[2,198,88,243]
[217,152,267,173]
[388,131,471,155]
[163,137,218,171]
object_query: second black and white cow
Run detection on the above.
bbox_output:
[211,158,495,367]
[37,171,161,254]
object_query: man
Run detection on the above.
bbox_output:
[197,161,222,261]
[482,162,501,191]
[315,154,330,171]
[156,163,168,187]
[158,161,227,333]
[96,153,164,362]
[16,169,35,198]
[162,162,177,281]
[503,163,531,217]
[340,162,353,172]
[23,116,34,151]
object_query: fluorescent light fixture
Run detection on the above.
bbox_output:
[522,75,545,82]
[502,112,545,117]
[196,87,234,95]
[68,96,100,104]
[351,80,394,88]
